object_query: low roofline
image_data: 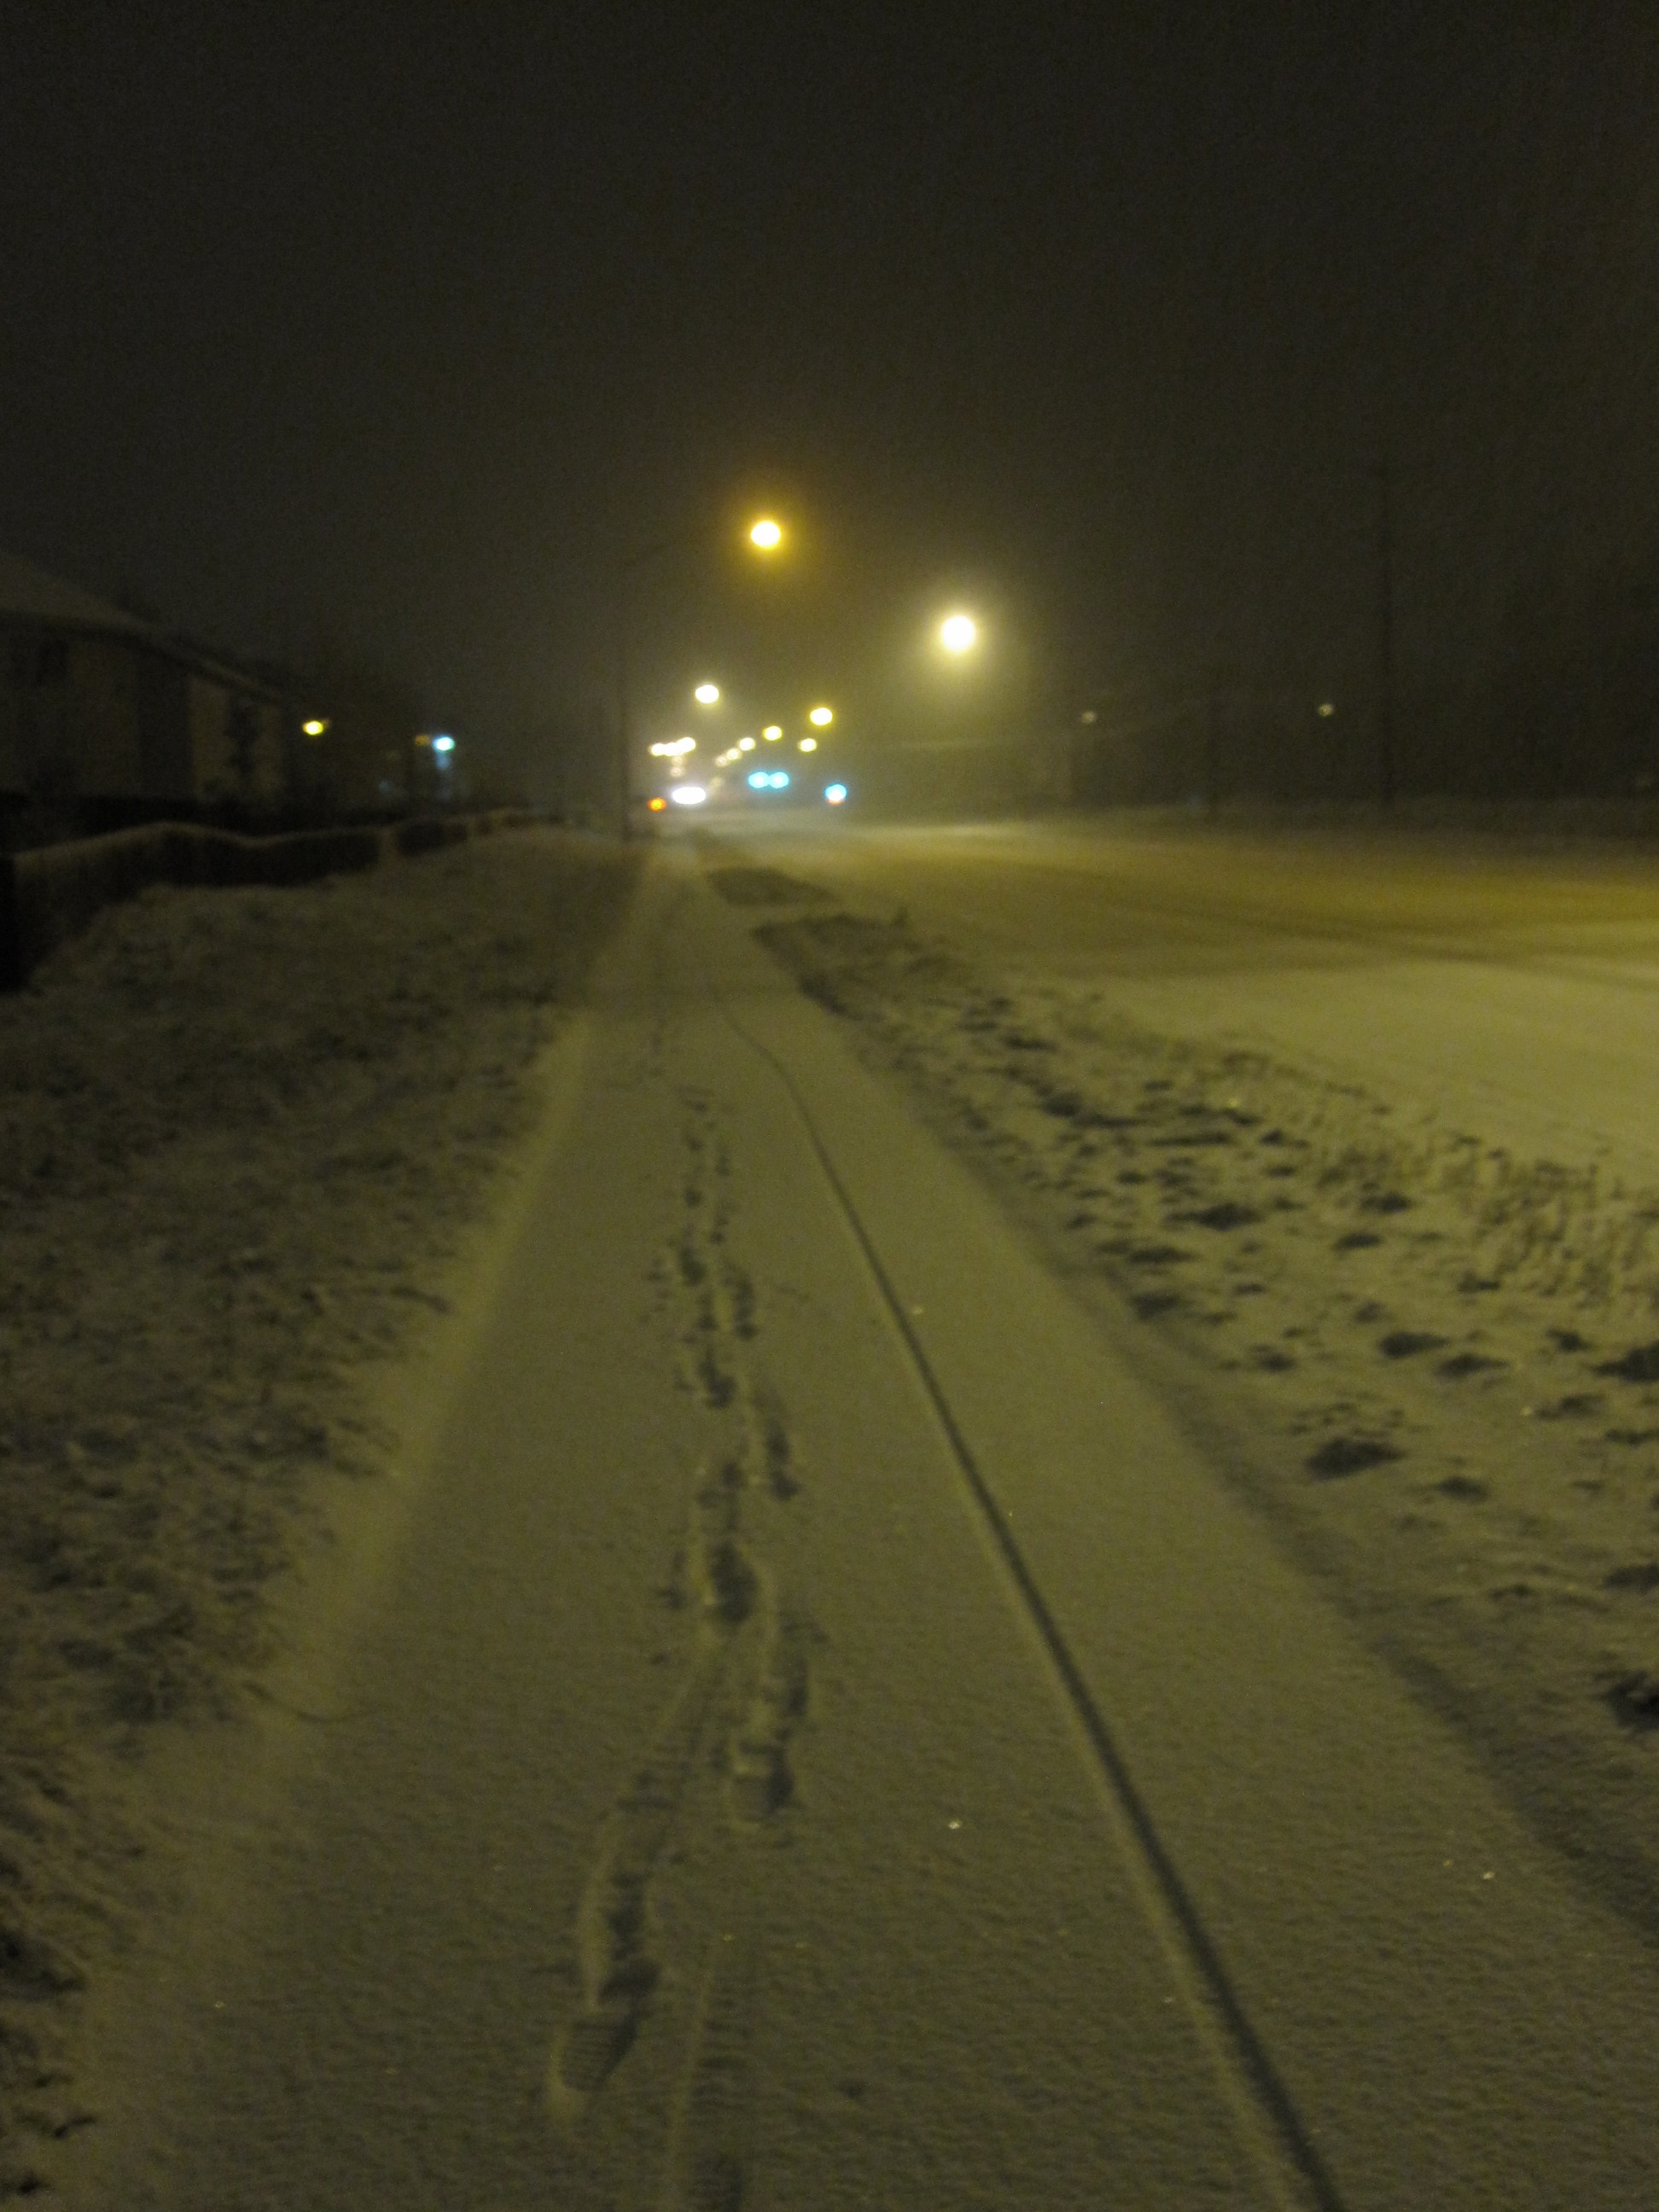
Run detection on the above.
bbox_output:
[0,552,282,700]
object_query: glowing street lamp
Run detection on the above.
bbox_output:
[301,717,329,738]
[614,506,790,839]
[808,704,833,727]
[940,613,978,655]
[762,725,783,741]
[799,736,818,752]
[694,682,720,705]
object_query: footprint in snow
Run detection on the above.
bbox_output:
[1596,1341,1659,1384]
[1247,1344,1296,1372]
[1307,1434,1404,1478]
[1436,1474,1489,1500]
[1378,1330,1447,1360]
[1606,1673,1659,1731]
[1603,1561,1659,1594]
[1187,1200,1259,1231]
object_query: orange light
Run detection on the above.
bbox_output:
[648,795,667,812]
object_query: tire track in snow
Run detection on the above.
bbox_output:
[711,991,1348,2212]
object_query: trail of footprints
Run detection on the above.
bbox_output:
[550,1089,808,2204]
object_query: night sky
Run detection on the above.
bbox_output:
[3,4,1656,792]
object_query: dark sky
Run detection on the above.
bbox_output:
[3,3,1656,783]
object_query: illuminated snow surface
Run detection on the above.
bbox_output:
[3,818,1658,2205]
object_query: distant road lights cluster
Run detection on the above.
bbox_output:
[940,613,978,655]
[649,736,697,758]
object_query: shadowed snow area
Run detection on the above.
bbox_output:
[0,830,637,2192]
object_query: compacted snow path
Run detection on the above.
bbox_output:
[66,850,1659,2209]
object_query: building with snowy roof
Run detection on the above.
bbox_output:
[0,550,288,835]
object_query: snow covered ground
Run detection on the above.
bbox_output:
[0,830,637,2192]
[735,853,1659,1936]
[8,815,1659,2199]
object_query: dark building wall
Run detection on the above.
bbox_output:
[137,649,193,799]
[1,626,77,798]
[67,633,144,794]
[0,622,285,817]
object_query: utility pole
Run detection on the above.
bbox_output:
[610,534,678,841]
[1203,678,1223,814]
[614,554,635,841]
[1375,457,1397,807]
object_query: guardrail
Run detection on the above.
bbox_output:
[0,810,540,990]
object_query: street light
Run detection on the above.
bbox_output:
[762,725,783,741]
[612,509,789,840]
[694,682,721,705]
[940,613,978,654]
[808,704,834,727]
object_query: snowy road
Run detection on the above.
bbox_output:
[739,812,1659,1179]
[69,840,1659,2209]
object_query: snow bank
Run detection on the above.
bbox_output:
[0,830,636,2192]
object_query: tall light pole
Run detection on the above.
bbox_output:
[611,516,785,840]
[1375,457,1396,808]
